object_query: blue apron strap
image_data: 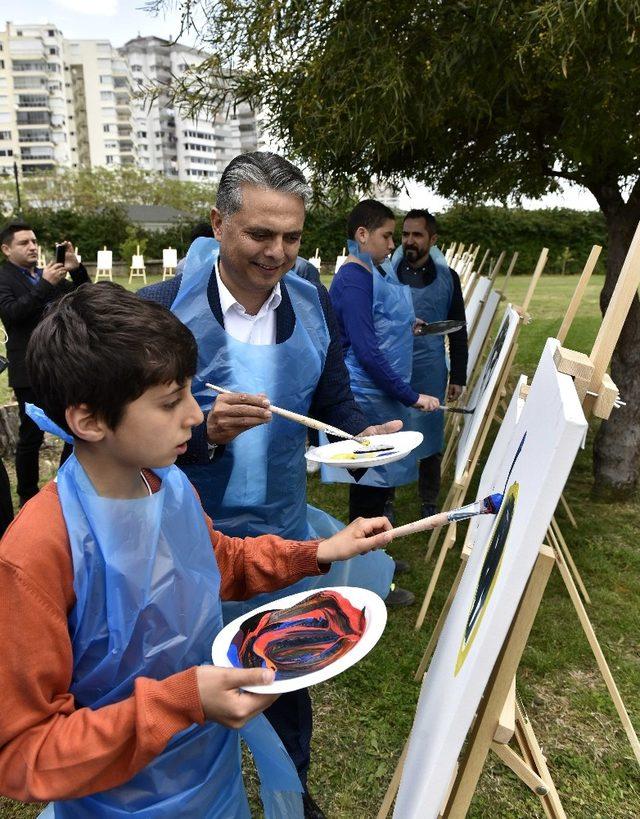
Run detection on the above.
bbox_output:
[26,403,74,444]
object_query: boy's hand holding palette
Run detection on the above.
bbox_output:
[212,587,387,693]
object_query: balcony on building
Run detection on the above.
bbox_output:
[20,145,55,161]
[9,39,47,58]
[17,111,51,126]
[18,129,53,145]
[17,94,49,110]
[11,59,48,75]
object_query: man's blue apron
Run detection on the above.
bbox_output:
[393,246,453,460]
[321,240,418,489]
[41,454,302,818]
[172,238,393,620]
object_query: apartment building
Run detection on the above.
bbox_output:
[0,22,260,180]
[0,22,72,177]
[64,39,137,169]
[121,36,259,182]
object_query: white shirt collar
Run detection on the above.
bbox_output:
[215,259,282,320]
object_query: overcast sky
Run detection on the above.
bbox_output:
[11,2,599,211]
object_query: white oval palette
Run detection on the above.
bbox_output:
[212,586,387,694]
[305,430,423,469]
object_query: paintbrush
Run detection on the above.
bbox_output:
[438,404,476,415]
[205,383,395,451]
[387,493,503,541]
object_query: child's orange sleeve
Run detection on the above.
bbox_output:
[0,484,204,803]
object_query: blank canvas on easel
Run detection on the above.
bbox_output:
[463,374,528,553]
[455,306,520,483]
[394,339,587,819]
[467,289,501,381]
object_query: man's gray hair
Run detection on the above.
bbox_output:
[216,151,312,216]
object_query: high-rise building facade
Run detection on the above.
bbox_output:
[0,22,72,177]
[0,23,260,180]
[64,39,137,169]
[121,36,259,182]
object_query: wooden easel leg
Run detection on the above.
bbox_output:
[559,492,578,528]
[441,421,460,475]
[416,522,458,630]
[552,545,640,766]
[414,558,466,681]
[512,703,567,818]
[442,546,556,817]
[549,516,591,604]
[377,737,409,819]
[424,483,459,562]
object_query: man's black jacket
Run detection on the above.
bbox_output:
[0,260,89,388]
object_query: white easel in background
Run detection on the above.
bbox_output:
[95,247,113,282]
[162,247,178,280]
[309,248,322,272]
[129,245,147,284]
[334,247,347,274]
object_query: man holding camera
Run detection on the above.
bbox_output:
[0,222,89,505]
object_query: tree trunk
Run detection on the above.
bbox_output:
[592,204,640,498]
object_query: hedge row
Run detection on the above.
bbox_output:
[9,204,606,274]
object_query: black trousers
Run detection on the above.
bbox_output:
[369,451,443,513]
[0,458,14,537]
[418,452,442,506]
[348,484,393,521]
[14,386,44,504]
[264,688,312,786]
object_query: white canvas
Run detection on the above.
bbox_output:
[131,254,145,268]
[394,339,587,819]
[467,289,501,381]
[455,305,520,483]
[309,255,321,271]
[163,248,178,268]
[463,374,528,553]
[462,270,477,301]
[464,276,492,333]
[334,252,347,274]
[96,250,112,269]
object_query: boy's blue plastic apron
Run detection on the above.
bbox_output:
[321,241,418,488]
[392,245,453,459]
[38,454,302,818]
[171,238,394,620]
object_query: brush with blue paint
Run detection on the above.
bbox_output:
[386,493,503,541]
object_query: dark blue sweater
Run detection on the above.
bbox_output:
[139,271,367,462]
[329,262,419,407]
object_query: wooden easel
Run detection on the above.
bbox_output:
[386,226,640,818]
[162,247,177,280]
[498,251,519,298]
[418,249,547,627]
[488,250,506,284]
[476,247,491,277]
[129,245,147,284]
[416,383,639,767]
[416,340,518,628]
[554,244,602,532]
[380,546,564,819]
[443,246,545,467]
[95,246,113,282]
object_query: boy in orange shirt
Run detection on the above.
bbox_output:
[0,282,392,818]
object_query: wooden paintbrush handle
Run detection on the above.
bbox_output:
[206,383,356,441]
[387,511,450,540]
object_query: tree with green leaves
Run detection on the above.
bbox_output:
[150,0,640,496]
[0,166,214,216]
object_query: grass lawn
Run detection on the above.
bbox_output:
[2,272,639,817]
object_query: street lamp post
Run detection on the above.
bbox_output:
[13,160,22,214]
